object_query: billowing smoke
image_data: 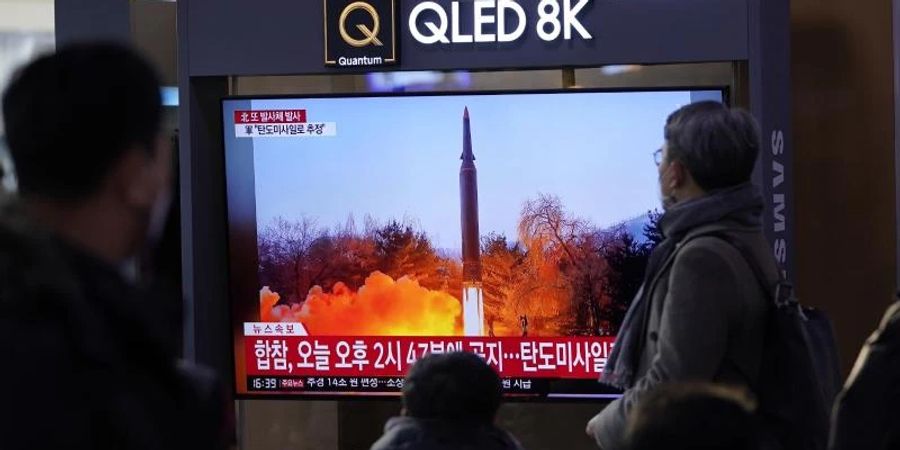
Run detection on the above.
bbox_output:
[259,271,462,336]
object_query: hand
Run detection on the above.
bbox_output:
[585,415,604,448]
[586,417,599,437]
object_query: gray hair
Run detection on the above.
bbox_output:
[664,101,761,191]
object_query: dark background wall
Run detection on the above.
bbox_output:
[791,0,896,375]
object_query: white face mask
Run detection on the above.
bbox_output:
[658,163,677,210]
[144,135,175,248]
[146,186,173,247]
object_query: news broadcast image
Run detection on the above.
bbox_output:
[223,89,722,398]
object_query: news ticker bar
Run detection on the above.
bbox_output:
[247,376,545,394]
[245,335,616,379]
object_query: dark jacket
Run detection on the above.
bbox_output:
[371,417,525,450]
[589,184,775,450]
[829,301,900,450]
[0,203,225,450]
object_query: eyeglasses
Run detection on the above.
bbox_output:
[653,148,663,166]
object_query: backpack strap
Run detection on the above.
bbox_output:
[686,230,796,310]
[679,231,793,399]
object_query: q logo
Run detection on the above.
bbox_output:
[339,2,382,47]
[325,0,397,67]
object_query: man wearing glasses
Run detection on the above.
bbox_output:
[586,102,776,450]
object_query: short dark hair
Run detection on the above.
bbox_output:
[2,42,162,200]
[664,101,761,191]
[626,383,761,450]
[402,352,502,424]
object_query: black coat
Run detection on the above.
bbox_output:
[830,301,900,450]
[590,185,773,450]
[371,417,525,450]
[0,205,226,450]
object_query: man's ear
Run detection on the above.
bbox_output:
[668,160,687,191]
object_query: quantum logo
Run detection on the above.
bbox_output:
[339,2,383,47]
[325,0,397,67]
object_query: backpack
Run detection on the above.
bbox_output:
[702,232,840,450]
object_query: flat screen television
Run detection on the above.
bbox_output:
[223,87,725,399]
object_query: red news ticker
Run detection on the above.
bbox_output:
[234,109,307,124]
[246,336,615,379]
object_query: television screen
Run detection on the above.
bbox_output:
[223,88,724,399]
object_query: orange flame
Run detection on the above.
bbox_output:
[259,286,281,322]
[260,271,462,336]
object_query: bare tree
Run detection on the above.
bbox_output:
[517,194,616,335]
[481,233,527,335]
[258,216,318,303]
[518,193,587,267]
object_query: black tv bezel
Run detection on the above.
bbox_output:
[223,84,730,104]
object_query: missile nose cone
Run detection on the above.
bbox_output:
[461,107,475,163]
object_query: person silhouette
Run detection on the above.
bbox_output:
[0,43,226,450]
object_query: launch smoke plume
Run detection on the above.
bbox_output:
[260,271,462,336]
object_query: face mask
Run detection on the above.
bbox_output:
[145,136,175,248]
[660,194,677,211]
[146,184,173,247]
[658,164,677,210]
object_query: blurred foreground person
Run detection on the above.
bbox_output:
[626,383,762,450]
[829,295,900,450]
[0,157,8,200]
[0,43,225,450]
[586,102,776,449]
[371,352,524,450]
